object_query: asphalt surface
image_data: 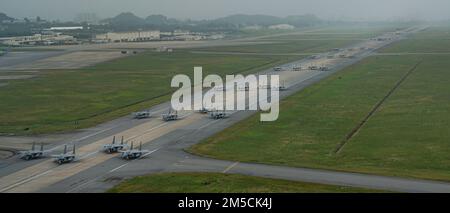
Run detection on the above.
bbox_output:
[2,26,448,193]
[0,50,65,70]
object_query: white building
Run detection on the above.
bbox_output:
[96,31,160,42]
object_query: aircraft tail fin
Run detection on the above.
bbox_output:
[139,142,142,151]
[130,142,134,150]
[63,145,67,154]
[112,136,116,144]
[40,143,44,151]
[73,145,76,155]
[121,136,124,145]
[32,142,36,151]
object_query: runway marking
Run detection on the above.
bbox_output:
[0,169,53,192]
[65,176,102,193]
[109,163,129,173]
[194,118,222,130]
[141,148,160,158]
[47,107,169,152]
[73,126,117,142]
[78,151,99,160]
[222,162,239,173]
[46,125,120,152]
[127,123,169,141]
[66,148,161,193]
[67,160,130,193]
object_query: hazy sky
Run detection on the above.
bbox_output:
[1,0,450,21]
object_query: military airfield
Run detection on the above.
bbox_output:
[2,23,450,194]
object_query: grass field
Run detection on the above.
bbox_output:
[108,173,381,193]
[0,50,301,134]
[190,27,450,181]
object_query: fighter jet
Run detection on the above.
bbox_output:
[162,109,178,121]
[237,85,250,91]
[210,110,228,119]
[52,145,76,165]
[133,110,151,119]
[308,65,318,70]
[120,142,149,160]
[19,142,46,161]
[102,136,128,153]
[278,81,287,91]
[273,67,283,72]
[319,66,329,71]
[198,107,213,114]
[292,66,302,71]
[214,86,225,91]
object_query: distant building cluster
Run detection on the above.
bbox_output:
[49,26,84,31]
[95,31,161,43]
[161,30,225,41]
[1,29,226,46]
[1,22,226,47]
[1,32,78,46]
[95,30,225,43]
[160,30,224,41]
[162,30,204,41]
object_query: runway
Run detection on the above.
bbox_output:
[2,26,444,193]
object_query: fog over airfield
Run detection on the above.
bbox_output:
[1,0,450,21]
